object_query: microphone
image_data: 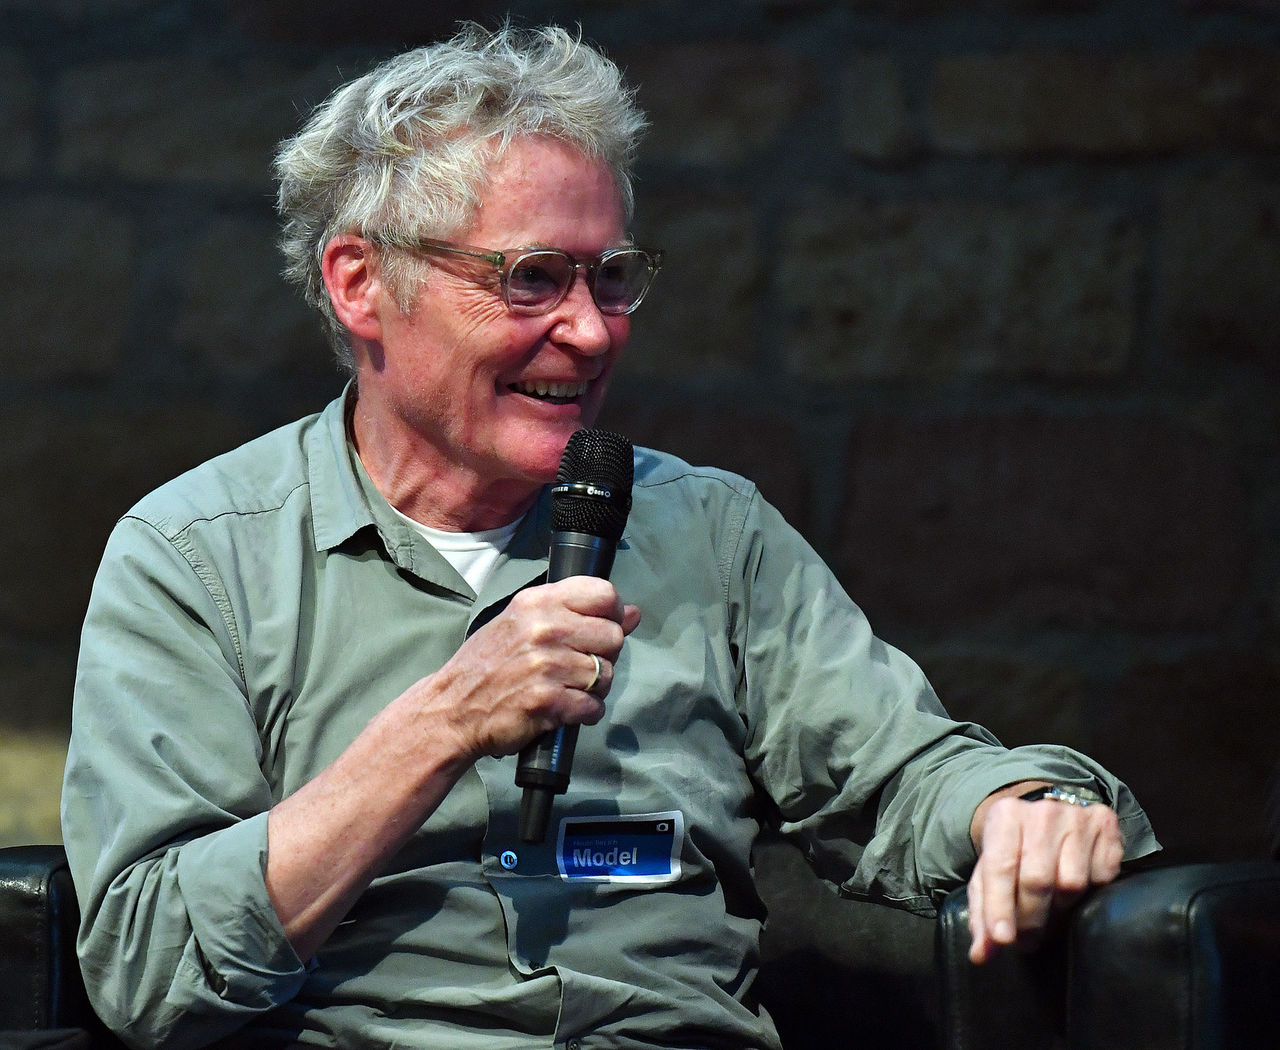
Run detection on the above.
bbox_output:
[515,427,634,844]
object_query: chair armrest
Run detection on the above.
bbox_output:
[0,845,91,1033]
[936,861,1280,1050]
[935,881,1068,1050]
[1069,860,1280,1050]
[0,845,130,1050]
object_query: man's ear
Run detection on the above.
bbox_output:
[322,235,383,341]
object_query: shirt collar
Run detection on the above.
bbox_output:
[305,383,553,601]
[306,383,377,554]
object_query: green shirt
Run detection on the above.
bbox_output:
[63,392,1158,1050]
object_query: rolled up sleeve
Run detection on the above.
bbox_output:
[63,514,307,1049]
[733,493,1159,914]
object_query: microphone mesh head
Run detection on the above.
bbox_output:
[551,428,634,541]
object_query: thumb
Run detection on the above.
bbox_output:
[621,603,642,634]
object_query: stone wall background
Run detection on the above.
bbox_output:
[1,0,1277,873]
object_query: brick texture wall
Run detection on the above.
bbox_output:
[2,0,1277,873]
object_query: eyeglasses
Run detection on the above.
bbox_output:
[409,238,663,316]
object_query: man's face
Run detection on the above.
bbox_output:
[365,136,633,497]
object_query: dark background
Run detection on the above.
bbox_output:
[0,0,1277,1042]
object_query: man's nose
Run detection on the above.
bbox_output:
[551,276,614,354]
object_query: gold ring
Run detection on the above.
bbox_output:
[585,653,602,693]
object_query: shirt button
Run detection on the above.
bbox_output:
[567,1040,582,1050]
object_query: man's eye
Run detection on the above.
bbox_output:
[510,263,561,291]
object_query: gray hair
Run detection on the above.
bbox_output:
[274,22,648,372]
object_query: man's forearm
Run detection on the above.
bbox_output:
[266,685,475,959]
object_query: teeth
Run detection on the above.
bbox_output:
[514,380,589,399]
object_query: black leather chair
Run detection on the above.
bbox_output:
[0,845,121,1049]
[937,860,1280,1049]
[3,843,1279,1049]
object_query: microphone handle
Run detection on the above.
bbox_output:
[545,530,617,582]
[515,531,617,843]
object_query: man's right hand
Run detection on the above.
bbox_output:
[418,575,641,761]
[264,575,640,959]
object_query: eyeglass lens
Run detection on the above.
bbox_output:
[506,249,654,315]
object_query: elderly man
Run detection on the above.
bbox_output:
[63,22,1158,1050]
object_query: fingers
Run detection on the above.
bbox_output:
[431,578,637,760]
[621,601,642,635]
[547,576,636,631]
[967,800,1021,964]
[527,583,640,687]
[966,862,991,964]
[968,795,1124,965]
[523,578,637,665]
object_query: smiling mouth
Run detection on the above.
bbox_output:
[509,379,590,404]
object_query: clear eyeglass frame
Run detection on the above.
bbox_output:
[407,237,664,316]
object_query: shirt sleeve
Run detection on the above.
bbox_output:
[62,514,308,1050]
[731,491,1160,915]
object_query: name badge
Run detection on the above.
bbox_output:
[556,811,684,885]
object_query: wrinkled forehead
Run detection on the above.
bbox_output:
[458,136,629,250]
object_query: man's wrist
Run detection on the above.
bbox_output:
[970,780,1051,851]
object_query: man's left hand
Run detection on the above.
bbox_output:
[966,782,1125,964]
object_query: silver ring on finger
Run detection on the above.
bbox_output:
[585,653,602,694]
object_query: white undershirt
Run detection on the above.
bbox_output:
[389,505,522,594]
